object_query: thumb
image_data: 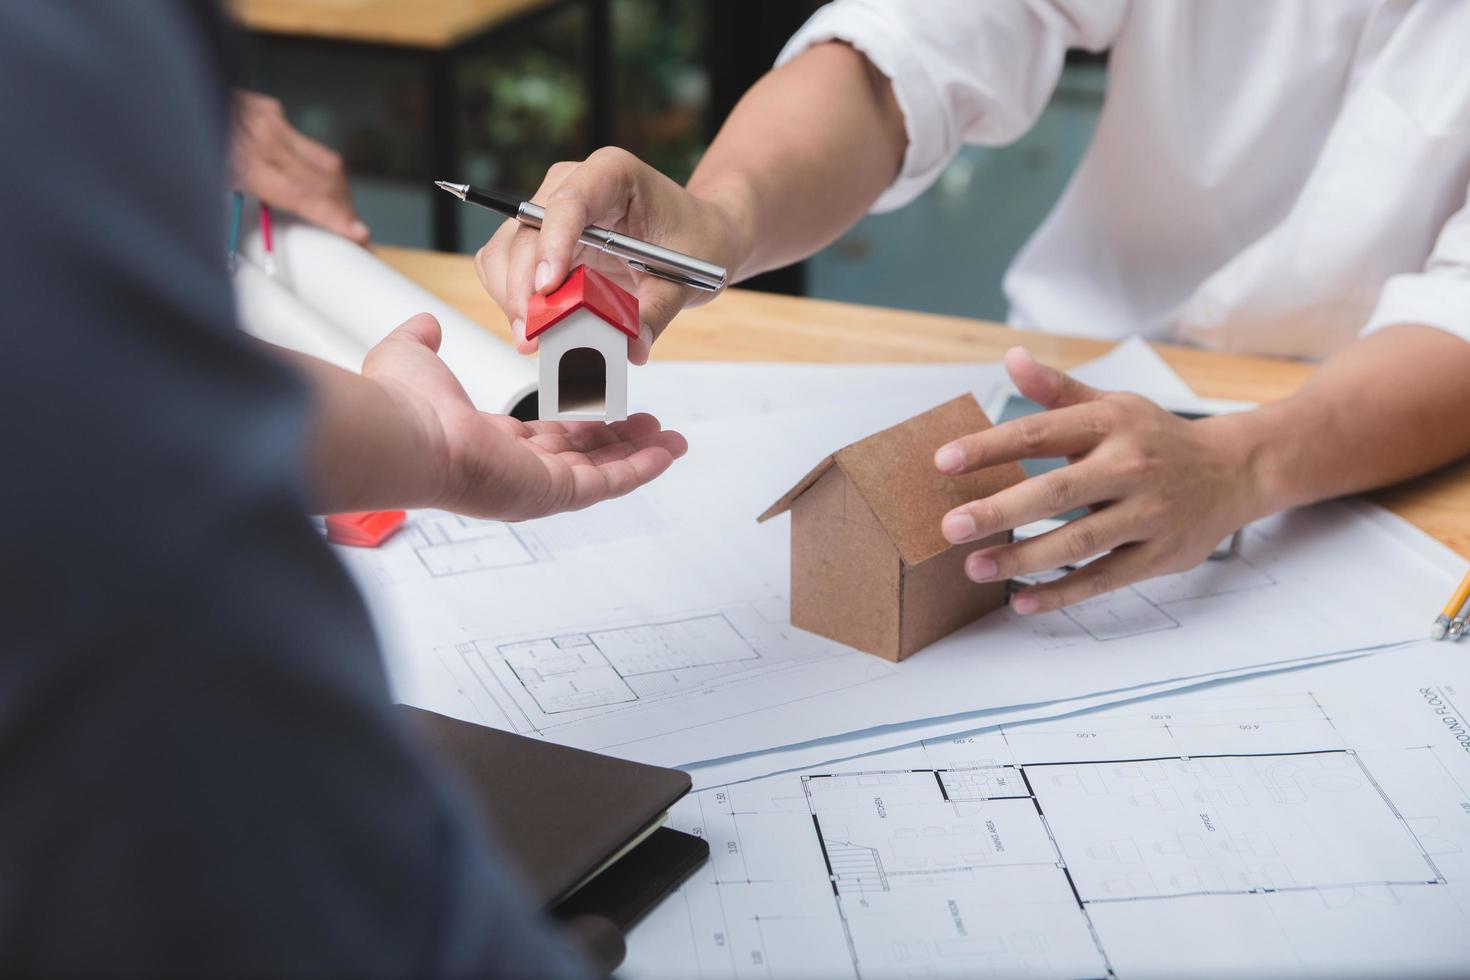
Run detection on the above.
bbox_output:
[628,280,690,366]
[1004,345,1101,409]
[386,312,443,353]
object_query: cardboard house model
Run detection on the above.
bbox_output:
[758,394,1026,662]
[527,264,638,422]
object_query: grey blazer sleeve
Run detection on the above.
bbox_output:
[0,4,590,977]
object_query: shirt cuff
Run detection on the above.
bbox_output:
[1362,271,1470,344]
[775,2,953,213]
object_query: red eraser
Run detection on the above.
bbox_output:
[326,510,406,548]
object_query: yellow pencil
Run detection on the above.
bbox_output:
[1451,591,1470,641]
[1432,567,1470,640]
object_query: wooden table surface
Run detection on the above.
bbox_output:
[229,0,555,48]
[378,245,1470,560]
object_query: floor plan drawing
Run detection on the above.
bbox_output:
[335,511,547,587]
[407,514,543,578]
[1026,547,1280,644]
[1061,588,1180,642]
[803,765,1110,978]
[495,613,763,716]
[622,644,1470,979]
[1130,550,1277,607]
[348,463,1461,776]
[433,599,892,747]
[335,497,670,587]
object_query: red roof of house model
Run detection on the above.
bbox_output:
[526,264,640,341]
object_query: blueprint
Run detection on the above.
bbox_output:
[345,396,1462,776]
[327,353,1466,781]
[621,642,1470,978]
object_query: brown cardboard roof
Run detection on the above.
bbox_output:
[758,394,1026,566]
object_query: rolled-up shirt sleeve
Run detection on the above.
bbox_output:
[1364,186,1470,343]
[775,0,1128,211]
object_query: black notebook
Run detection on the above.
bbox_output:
[397,706,708,964]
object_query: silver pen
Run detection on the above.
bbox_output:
[434,180,727,292]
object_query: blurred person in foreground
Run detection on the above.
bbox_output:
[0,4,684,976]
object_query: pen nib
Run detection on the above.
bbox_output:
[434,180,469,200]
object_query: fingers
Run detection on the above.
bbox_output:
[289,182,370,245]
[385,312,443,352]
[475,219,525,343]
[1003,346,1102,410]
[283,123,342,172]
[565,446,677,509]
[562,428,686,470]
[505,224,546,351]
[527,415,684,465]
[497,161,579,349]
[534,148,644,298]
[280,129,368,243]
[289,177,370,245]
[961,510,1136,583]
[941,461,1121,544]
[231,91,369,244]
[476,147,714,364]
[360,312,443,364]
[362,313,446,380]
[554,425,687,513]
[1008,543,1159,614]
[629,279,692,364]
[936,402,1116,475]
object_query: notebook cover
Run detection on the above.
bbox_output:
[396,705,695,908]
[553,825,709,932]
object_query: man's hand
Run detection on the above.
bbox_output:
[935,347,1265,614]
[475,147,749,364]
[232,91,370,245]
[362,314,687,520]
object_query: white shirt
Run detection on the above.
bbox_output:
[778,0,1470,359]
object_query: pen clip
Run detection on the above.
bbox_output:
[626,259,721,293]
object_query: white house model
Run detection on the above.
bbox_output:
[526,264,638,422]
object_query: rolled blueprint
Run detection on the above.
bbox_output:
[238,218,538,418]
[233,258,365,372]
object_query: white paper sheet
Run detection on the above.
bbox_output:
[235,219,537,415]
[681,643,1393,788]
[621,641,1470,979]
[337,389,1463,779]
[633,361,1007,427]
[232,259,365,371]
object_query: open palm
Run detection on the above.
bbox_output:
[364,313,687,521]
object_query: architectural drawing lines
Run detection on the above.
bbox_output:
[619,650,1470,979]
[696,791,741,979]
[451,641,537,734]
[490,613,762,717]
[407,515,542,578]
[1051,551,1281,642]
[1349,749,1447,884]
[1083,880,1439,904]
[794,750,1443,979]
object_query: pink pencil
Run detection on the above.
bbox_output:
[259,202,276,275]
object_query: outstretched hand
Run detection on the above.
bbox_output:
[934,347,1263,614]
[363,313,687,521]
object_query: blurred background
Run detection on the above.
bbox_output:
[234,0,1105,322]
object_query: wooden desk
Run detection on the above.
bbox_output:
[378,245,1470,559]
[230,0,554,49]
